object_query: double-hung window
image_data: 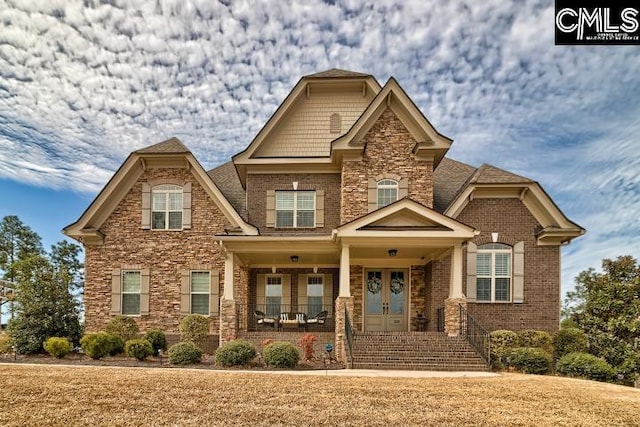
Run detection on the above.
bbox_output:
[477,243,512,302]
[265,275,282,317]
[377,179,398,208]
[152,185,183,229]
[275,191,315,228]
[190,271,210,315]
[307,275,324,316]
[122,271,141,315]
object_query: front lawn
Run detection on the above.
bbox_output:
[0,364,638,426]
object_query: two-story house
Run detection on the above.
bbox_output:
[64,69,584,369]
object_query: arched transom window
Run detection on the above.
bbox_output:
[377,179,398,208]
[476,243,512,302]
[152,184,183,229]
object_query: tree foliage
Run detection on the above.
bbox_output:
[1,216,84,354]
[566,255,640,379]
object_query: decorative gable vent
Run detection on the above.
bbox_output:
[329,113,341,134]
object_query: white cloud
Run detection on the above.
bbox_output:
[0,0,638,295]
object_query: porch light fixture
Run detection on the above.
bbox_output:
[290,255,299,263]
[388,249,398,257]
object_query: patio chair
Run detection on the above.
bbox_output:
[255,310,277,329]
[306,310,328,326]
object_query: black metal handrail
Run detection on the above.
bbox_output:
[459,304,490,364]
[344,306,355,368]
[436,307,445,332]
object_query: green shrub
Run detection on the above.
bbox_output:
[504,347,552,375]
[517,330,553,353]
[556,352,616,382]
[489,330,519,367]
[105,315,140,342]
[106,334,124,356]
[144,329,167,356]
[81,332,117,360]
[125,338,154,361]
[553,328,588,359]
[168,341,203,365]
[179,314,209,348]
[43,337,73,358]
[560,318,578,329]
[215,339,257,367]
[263,341,300,368]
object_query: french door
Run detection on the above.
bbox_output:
[364,269,408,331]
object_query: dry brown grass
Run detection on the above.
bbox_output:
[1,364,639,426]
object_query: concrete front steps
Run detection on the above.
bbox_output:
[349,331,490,371]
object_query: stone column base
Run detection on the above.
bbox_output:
[334,296,355,367]
[444,297,467,337]
[219,298,237,345]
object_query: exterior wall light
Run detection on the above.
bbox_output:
[290,255,299,263]
[388,249,398,257]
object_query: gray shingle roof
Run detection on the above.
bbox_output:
[207,161,247,220]
[433,158,477,213]
[304,68,372,78]
[470,164,533,184]
[135,137,190,154]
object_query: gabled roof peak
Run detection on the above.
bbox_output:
[135,137,190,154]
[471,163,533,184]
[304,68,372,78]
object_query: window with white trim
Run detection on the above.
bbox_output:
[377,179,398,208]
[122,271,141,315]
[265,275,282,317]
[152,184,183,229]
[275,191,315,228]
[190,271,210,315]
[477,243,512,302]
[307,275,324,316]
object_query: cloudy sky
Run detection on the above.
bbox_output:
[0,0,638,300]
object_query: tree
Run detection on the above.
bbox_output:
[8,253,82,353]
[567,255,640,380]
[0,215,43,322]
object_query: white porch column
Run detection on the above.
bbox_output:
[223,251,234,301]
[449,243,464,299]
[339,244,351,297]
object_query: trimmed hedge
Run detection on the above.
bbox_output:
[263,341,300,368]
[43,337,73,358]
[144,329,167,356]
[215,340,257,367]
[105,316,140,342]
[81,332,122,360]
[556,352,615,382]
[168,341,203,365]
[517,330,553,353]
[553,327,588,358]
[504,347,552,375]
[125,338,154,361]
[489,330,519,367]
[179,314,209,348]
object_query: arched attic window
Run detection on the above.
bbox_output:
[152,184,183,230]
[377,179,398,208]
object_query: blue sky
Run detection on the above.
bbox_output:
[0,0,638,306]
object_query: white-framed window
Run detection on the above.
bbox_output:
[377,179,398,208]
[307,275,324,315]
[265,275,283,316]
[122,270,141,315]
[477,243,512,302]
[275,191,315,228]
[152,184,183,230]
[190,271,210,315]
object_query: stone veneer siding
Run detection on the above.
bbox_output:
[246,173,341,234]
[458,198,561,334]
[340,108,434,223]
[84,167,232,340]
